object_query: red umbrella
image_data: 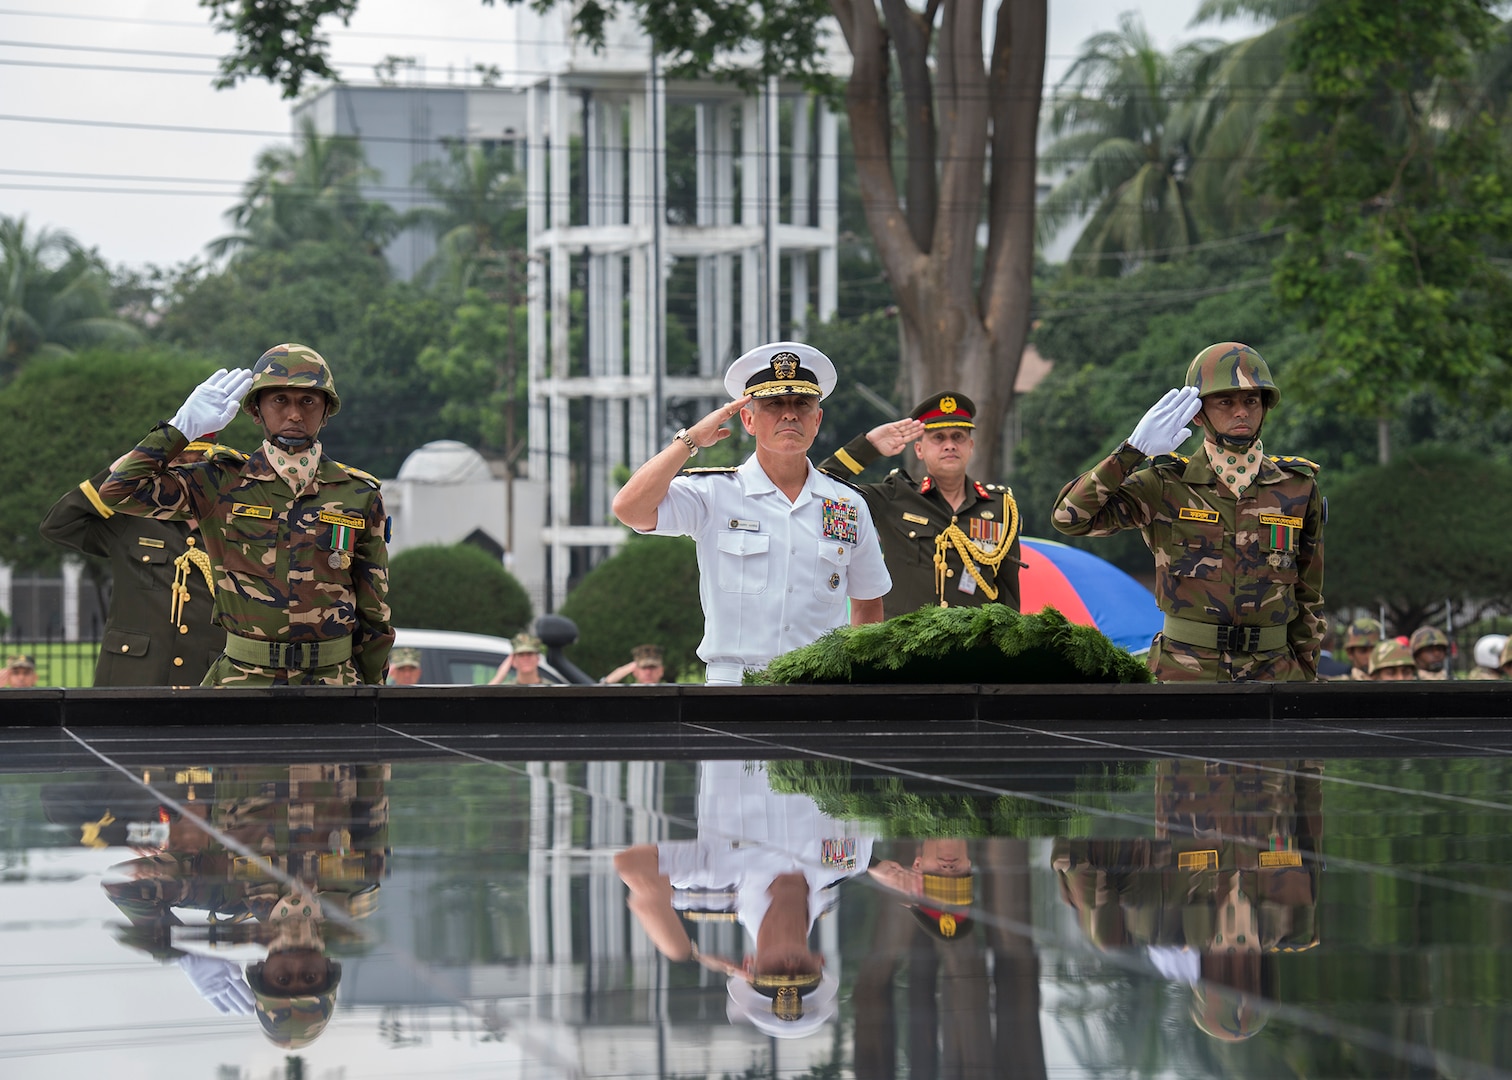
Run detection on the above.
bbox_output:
[1019,536,1162,653]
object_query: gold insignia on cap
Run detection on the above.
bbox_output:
[938,913,957,937]
[939,395,957,414]
[772,352,799,380]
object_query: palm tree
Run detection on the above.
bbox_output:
[1038,13,1223,273]
[408,141,526,296]
[209,117,399,261]
[1183,0,1316,237]
[0,215,141,381]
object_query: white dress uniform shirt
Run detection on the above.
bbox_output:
[658,761,875,938]
[640,454,892,684]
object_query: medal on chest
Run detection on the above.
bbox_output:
[821,498,857,544]
[967,515,1003,553]
[319,510,364,570]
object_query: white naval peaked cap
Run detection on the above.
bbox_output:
[725,968,839,1039]
[724,341,838,401]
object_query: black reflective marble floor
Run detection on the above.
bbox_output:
[3,718,1511,1079]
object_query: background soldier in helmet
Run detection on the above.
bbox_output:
[1053,342,1326,682]
[40,442,230,686]
[818,391,1023,617]
[1340,618,1384,681]
[1368,639,1418,681]
[1408,625,1451,680]
[1468,634,1509,680]
[98,345,394,686]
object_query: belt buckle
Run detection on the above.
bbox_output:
[1216,625,1261,652]
[285,641,310,669]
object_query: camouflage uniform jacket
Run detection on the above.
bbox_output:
[98,423,393,685]
[1052,443,1324,682]
[1052,760,1322,953]
[39,468,226,686]
[819,433,1022,618]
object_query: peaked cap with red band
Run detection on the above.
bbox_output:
[910,391,976,430]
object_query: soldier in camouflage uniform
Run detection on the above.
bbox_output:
[1368,638,1417,680]
[1053,343,1325,682]
[98,345,394,686]
[818,391,1022,617]
[1340,618,1383,681]
[40,445,228,686]
[1408,625,1450,681]
[1053,759,1323,1041]
[46,762,388,1047]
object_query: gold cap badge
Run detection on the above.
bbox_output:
[939,396,957,414]
[772,352,799,380]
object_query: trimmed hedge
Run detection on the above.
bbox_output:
[387,543,531,637]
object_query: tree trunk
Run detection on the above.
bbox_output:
[1377,411,1390,465]
[834,0,1047,474]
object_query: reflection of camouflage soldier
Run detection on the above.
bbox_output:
[1053,760,1323,1040]
[40,458,228,686]
[1053,343,1324,681]
[99,345,393,685]
[250,964,341,1049]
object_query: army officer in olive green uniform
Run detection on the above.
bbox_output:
[40,445,229,685]
[819,392,1021,618]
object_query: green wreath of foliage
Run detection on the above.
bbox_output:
[746,604,1154,685]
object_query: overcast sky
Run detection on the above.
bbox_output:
[0,0,1265,272]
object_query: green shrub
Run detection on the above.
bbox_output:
[559,535,703,681]
[387,543,531,636]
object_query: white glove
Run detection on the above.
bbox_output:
[178,953,255,1015]
[1127,386,1202,456]
[168,368,254,441]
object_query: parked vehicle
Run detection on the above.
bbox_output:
[390,628,569,686]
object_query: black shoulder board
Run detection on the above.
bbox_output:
[1270,454,1321,475]
[1151,453,1190,469]
[334,460,382,488]
[681,466,739,476]
[982,482,1014,494]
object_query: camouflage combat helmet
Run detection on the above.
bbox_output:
[1408,626,1449,655]
[240,343,341,419]
[248,959,342,1049]
[1343,619,1384,651]
[1184,343,1280,410]
[1368,640,1416,676]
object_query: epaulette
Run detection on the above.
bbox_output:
[1269,454,1321,474]
[1152,453,1190,469]
[201,443,249,465]
[334,460,382,488]
[976,481,1014,496]
[680,466,739,476]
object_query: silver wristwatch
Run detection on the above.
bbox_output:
[674,428,698,457]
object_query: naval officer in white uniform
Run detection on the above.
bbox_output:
[612,341,892,685]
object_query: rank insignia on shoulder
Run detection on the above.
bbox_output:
[974,481,990,498]
[232,503,273,519]
[1154,453,1191,468]
[334,461,382,488]
[1270,454,1321,473]
[682,466,739,475]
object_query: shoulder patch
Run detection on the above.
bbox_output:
[1152,453,1190,469]
[1269,455,1320,475]
[333,460,382,488]
[680,466,739,476]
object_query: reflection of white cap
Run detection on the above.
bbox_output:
[726,969,838,1039]
[724,341,838,401]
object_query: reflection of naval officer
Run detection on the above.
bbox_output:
[1053,759,1322,1041]
[612,342,891,685]
[614,761,874,1037]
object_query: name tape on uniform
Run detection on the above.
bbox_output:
[232,503,273,519]
[1258,513,1304,529]
[902,512,930,525]
[318,510,367,529]
[135,537,166,548]
[1178,507,1220,523]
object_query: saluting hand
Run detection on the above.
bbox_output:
[687,395,753,449]
[867,418,927,456]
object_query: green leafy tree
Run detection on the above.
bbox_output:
[1,215,142,381]
[1256,0,1512,463]
[387,544,532,636]
[409,141,527,296]
[0,348,250,571]
[201,0,1050,472]
[1322,447,1512,633]
[210,117,399,260]
[416,287,527,459]
[1038,13,1220,270]
[557,535,703,681]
